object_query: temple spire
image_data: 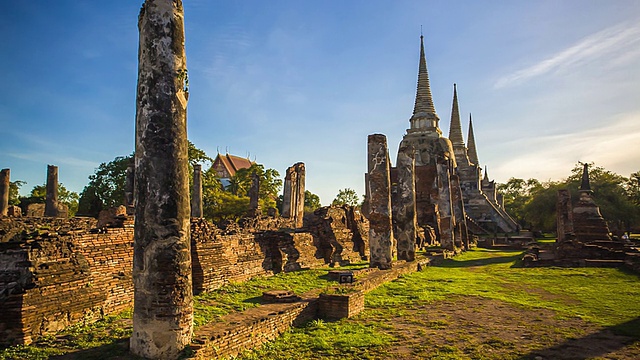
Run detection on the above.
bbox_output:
[448,83,465,149]
[467,114,479,165]
[409,35,441,136]
[483,165,489,181]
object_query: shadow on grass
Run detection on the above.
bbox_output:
[433,253,522,268]
[519,317,640,360]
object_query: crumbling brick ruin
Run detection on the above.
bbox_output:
[0,204,368,346]
[523,164,640,269]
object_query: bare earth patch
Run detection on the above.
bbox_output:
[362,296,640,359]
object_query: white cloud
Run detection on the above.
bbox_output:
[494,21,640,89]
[489,111,640,182]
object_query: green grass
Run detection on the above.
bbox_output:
[1,265,366,359]
[193,265,367,327]
[238,248,640,359]
[237,319,395,360]
[0,309,135,360]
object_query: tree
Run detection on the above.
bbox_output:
[503,162,640,233]
[497,177,541,227]
[627,171,640,207]
[304,190,321,213]
[77,154,132,217]
[230,164,282,210]
[332,188,359,206]
[9,180,25,206]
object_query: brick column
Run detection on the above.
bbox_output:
[247,170,260,217]
[44,165,59,217]
[191,164,203,218]
[367,134,393,269]
[131,1,193,358]
[556,189,573,244]
[393,144,417,261]
[0,169,9,217]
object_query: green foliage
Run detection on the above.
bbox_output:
[304,190,321,213]
[498,162,640,232]
[332,188,359,207]
[19,183,79,216]
[8,180,25,205]
[77,154,132,217]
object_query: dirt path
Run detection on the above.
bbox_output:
[362,296,640,359]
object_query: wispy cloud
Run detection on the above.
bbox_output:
[494,20,640,89]
[489,111,640,182]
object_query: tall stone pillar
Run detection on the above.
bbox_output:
[131,1,193,358]
[124,159,135,215]
[292,162,305,228]
[247,171,260,217]
[393,145,417,261]
[282,168,294,218]
[191,164,203,218]
[556,189,573,244]
[44,165,59,217]
[0,169,9,217]
[281,162,305,227]
[367,134,393,269]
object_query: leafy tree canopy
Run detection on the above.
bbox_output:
[304,190,321,213]
[9,180,25,206]
[20,183,79,216]
[332,188,359,207]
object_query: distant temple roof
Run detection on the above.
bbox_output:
[212,153,254,178]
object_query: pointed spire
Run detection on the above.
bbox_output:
[580,163,592,192]
[409,35,441,136]
[484,165,489,181]
[467,114,479,165]
[448,83,465,148]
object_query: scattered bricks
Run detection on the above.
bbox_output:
[262,290,301,303]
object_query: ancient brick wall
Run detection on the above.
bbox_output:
[1,208,369,345]
[0,217,134,345]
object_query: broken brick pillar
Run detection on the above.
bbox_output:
[367,134,393,269]
[556,189,573,244]
[44,165,59,217]
[0,168,9,217]
[191,164,203,218]
[247,170,260,217]
[131,1,193,358]
[124,160,135,215]
[282,162,305,227]
[393,144,417,261]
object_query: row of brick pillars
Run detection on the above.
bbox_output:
[0,166,62,218]
[367,134,420,269]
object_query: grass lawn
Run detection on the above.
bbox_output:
[2,249,639,359]
[238,248,640,359]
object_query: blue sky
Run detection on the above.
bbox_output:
[2,1,639,205]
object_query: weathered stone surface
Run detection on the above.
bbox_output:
[191,164,203,218]
[131,0,193,358]
[247,170,260,217]
[393,144,417,261]
[44,165,59,217]
[367,134,393,269]
[0,169,9,217]
[282,162,305,228]
[124,160,135,215]
[556,189,573,244]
